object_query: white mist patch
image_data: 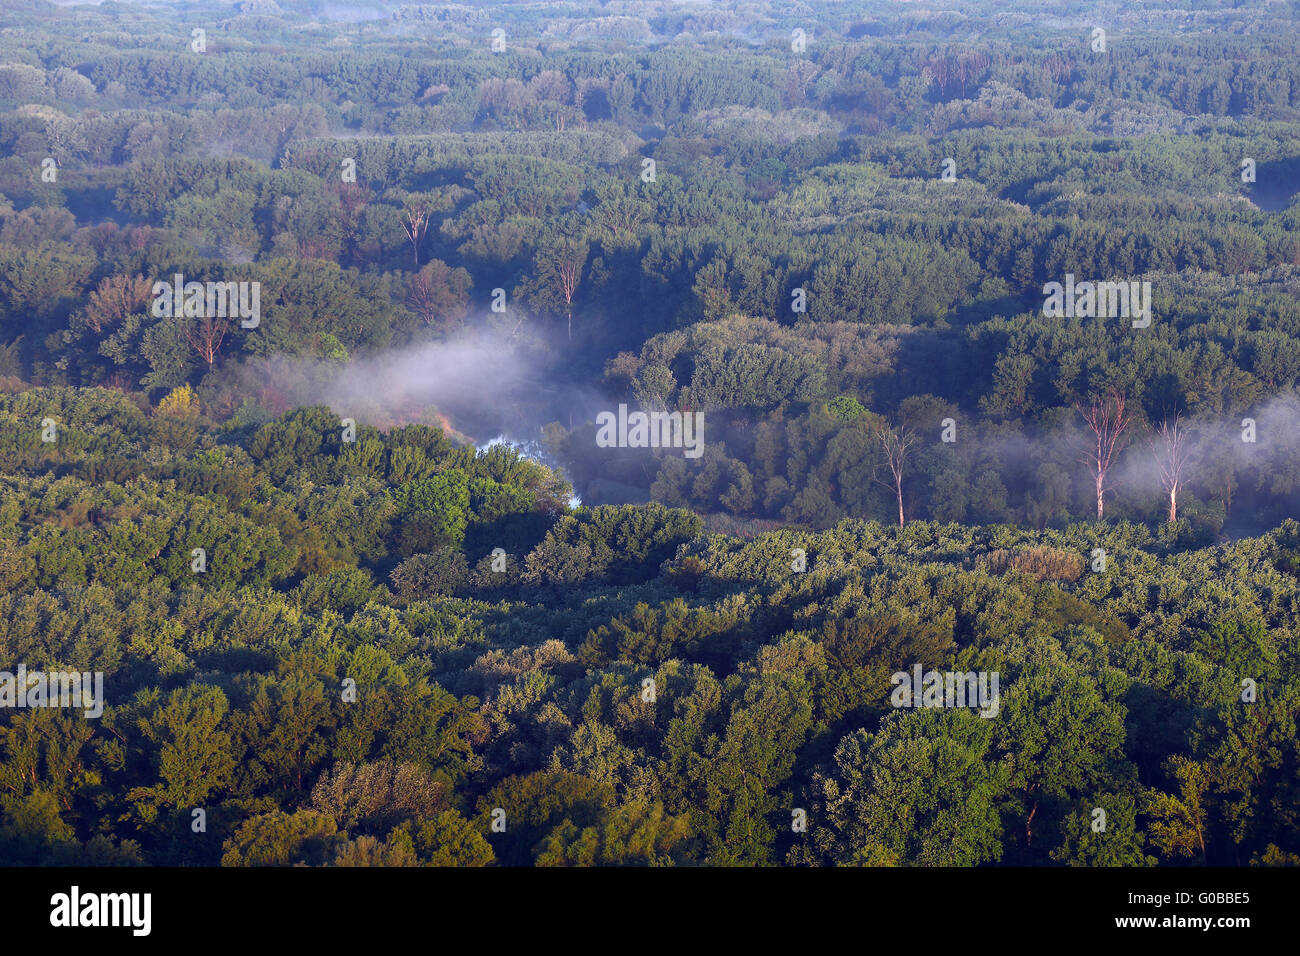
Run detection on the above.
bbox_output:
[233,331,532,430]
[1104,395,1300,526]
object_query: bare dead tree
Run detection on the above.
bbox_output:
[405,262,469,332]
[1076,391,1134,520]
[405,269,441,327]
[556,250,583,340]
[923,57,951,95]
[874,419,918,528]
[399,201,431,268]
[186,312,230,368]
[527,235,588,340]
[1147,414,1194,523]
[782,59,819,106]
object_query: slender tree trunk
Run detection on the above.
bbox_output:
[1078,392,1132,524]
[876,422,915,529]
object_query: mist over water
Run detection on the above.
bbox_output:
[230,325,601,498]
[228,329,1300,526]
[237,330,551,435]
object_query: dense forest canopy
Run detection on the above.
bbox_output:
[0,0,1298,868]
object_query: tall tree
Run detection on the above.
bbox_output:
[399,200,432,268]
[405,260,473,333]
[1144,755,1210,865]
[185,311,230,368]
[875,419,917,527]
[1076,391,1133,520]
[521,233,589,339]
[1148,414,1193,523]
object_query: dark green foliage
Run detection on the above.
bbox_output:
[3,0,1300,870]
